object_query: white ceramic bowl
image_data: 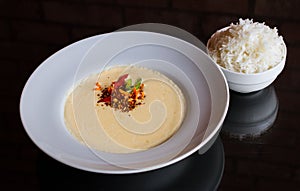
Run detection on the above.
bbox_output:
[20,30,229,174]
[207,28,287,93]
[219,59,285,93]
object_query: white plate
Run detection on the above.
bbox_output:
[20,29,228,174]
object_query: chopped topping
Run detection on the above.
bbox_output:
[95,74,145,112]
[114,74,128,89]
[94,82,102,91]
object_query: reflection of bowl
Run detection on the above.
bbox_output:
[207,27,287,93]
[20,30,229,173]
[222,86,278,138]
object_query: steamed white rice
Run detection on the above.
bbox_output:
[207,18,285,74]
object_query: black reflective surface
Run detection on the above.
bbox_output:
[2,1,300,190]
[37,137,224,191]
[222,86,278,138]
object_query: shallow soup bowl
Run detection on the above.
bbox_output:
[20,31,229,173]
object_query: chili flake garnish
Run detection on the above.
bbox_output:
[94,82,102,91]
[94,74,145,112]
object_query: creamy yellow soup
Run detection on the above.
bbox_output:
[64,66,185,153]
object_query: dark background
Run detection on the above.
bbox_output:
[1,0,300,190]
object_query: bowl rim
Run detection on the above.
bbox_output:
[19,30,229,174]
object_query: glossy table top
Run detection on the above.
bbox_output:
[21,84,299,191]
[1,0,300,190]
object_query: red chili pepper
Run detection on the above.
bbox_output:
[114,74,128,89]
[107,86,112,94]
[100,96,111,103]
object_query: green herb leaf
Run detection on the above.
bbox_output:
[134,78,142,89]
[125,79,132,91]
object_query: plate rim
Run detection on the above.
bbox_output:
[20,30,229,174]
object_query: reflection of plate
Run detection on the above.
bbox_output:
[20,27,228,174]
[117,23,207,52]
[37,137,224,190]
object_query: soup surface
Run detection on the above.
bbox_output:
[64,66,186,153]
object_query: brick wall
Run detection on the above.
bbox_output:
[1,0,299,190]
